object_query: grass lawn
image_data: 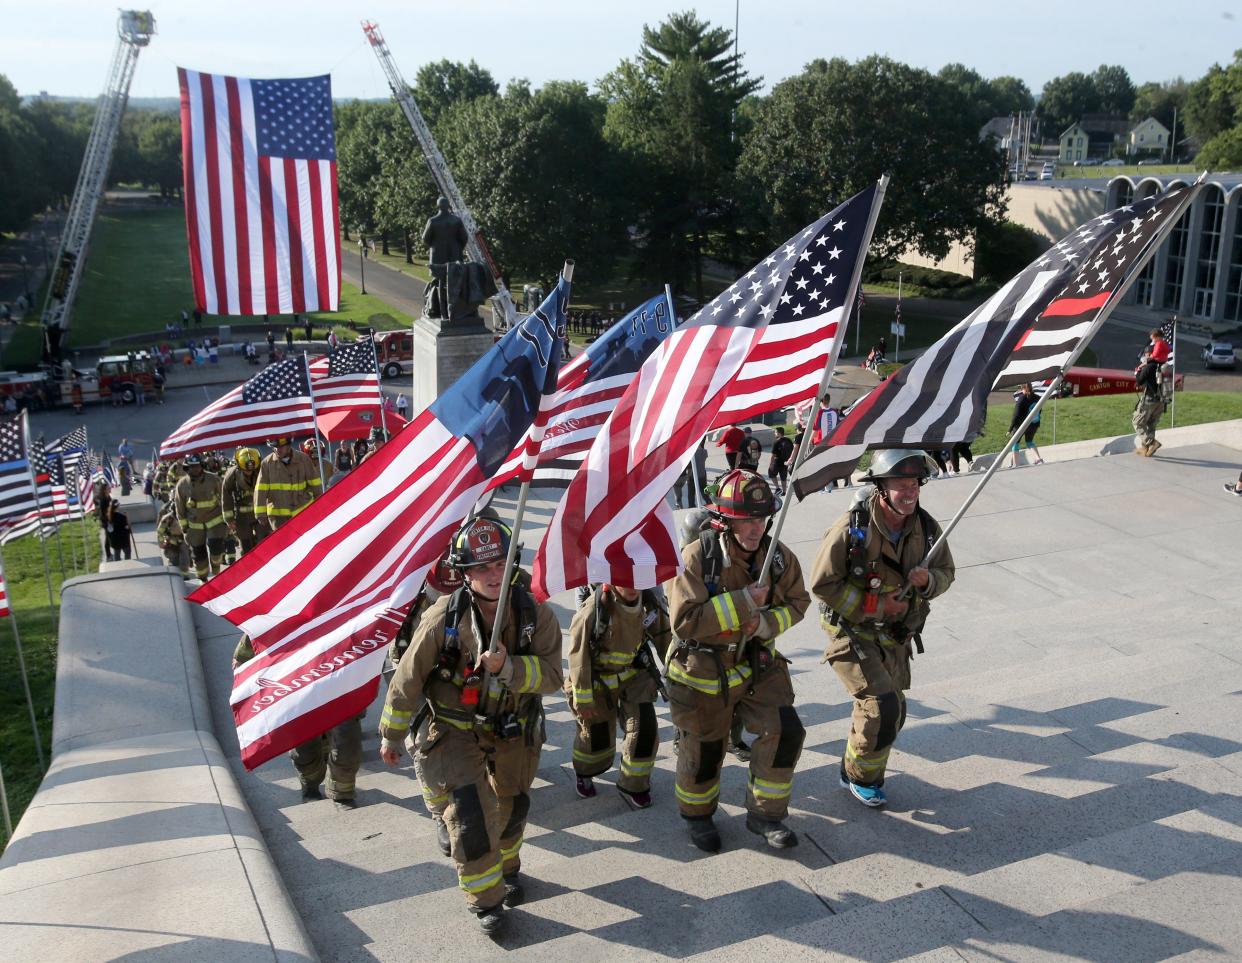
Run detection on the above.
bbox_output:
[61,207,415,355]
[969,390,1242,455]
[1,520,103,845]
[1054,164,1197,179]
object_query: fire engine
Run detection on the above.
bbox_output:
[374,329,414,379]
[58,353,157,404]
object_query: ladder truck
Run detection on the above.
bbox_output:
[361,20,519,331]
[40,10,155,359]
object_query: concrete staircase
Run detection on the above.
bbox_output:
[186,440,1242,961]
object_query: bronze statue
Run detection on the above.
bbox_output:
[422,197,495,323]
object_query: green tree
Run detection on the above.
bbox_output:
[436,80,626,285]
[24,98,92,203]
[335,100,389,240]
[0,76,46,231]
[413,59,498,127]
[1197,125,1242,168]
[1091,64,1136,116]
[1184,54,1242,144]
[137,112,182,197]
[600,11,758,298]
[1039,71,1100,133]
[736,56,1007,265]
[973,220,1047,285]
[988,76,1035,116]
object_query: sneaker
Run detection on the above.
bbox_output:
[683,814,721,853]
[1224,483,1242,497]
[300,783,324,802]
[502,872,525,908]
[727,739,752,762]
[475,905,505,936]
[840,775,886,808]
[574,775,597,799]
[745,812,798,849]
[435,817,451,856]
[1147,440,1161,456]
[617,786,652,810]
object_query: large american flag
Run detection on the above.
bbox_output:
[0,415,38,537]
[794,184,1201,495]
[189,278,569,770]
[309,337,382,413]
[178,69,340,315]
[160,358,315,458]
[532,185,880,598]
[489,291,678,489]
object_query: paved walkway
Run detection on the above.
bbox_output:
[192,434,1242,962]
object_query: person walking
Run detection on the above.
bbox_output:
[809,450,955,808]
[1133,347,1166,457]
[566,584,670,809]
[253,438,321,531]
[665,469,809,853]
[716,424,746,470]
[221,448,265,556]
[768,426,794,491]
[173,453,228,580]
[378,515,563,936]
[1009,383,1044,467]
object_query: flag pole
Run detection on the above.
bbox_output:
[367,333,391,439]
[756,174,890,590]
[909,180,1205,584]
[1169,315,1178,428]
[21,413,55,606]
[1,549,46,772]
[486,259,574,656]
[302,352,327,492]
[0,759,12,840]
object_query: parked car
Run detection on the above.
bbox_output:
[1039,168,1055,180]
[1136,158,1161,166]
[1073,158,1101,167]
[1202,341,1237,370]
[1101,158,1125,167]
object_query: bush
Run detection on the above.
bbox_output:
[974,220,1048,285]
[864,261,975,292]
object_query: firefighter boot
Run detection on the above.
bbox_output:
[683,814,721,853]
[746,812,798,849]
[503,872,525,907]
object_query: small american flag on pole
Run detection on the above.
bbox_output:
[160,358,315,458]
[178,69,340,315]
[309,338,381,413]
[0,561,9,618]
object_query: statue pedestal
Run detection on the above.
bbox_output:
[410,315,494,415]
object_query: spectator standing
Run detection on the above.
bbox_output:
[266,329,276,355]
[716,423,746,469]
[327,329,339,351]
[395,393,409,420]
[1009,382,1044,467]
[285,327,295,350]
[304,317,313,342]
[768,426,794,490]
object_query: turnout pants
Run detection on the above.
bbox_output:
[826,633,911,786]
[417,724,544,912]
[568,673,660,793]
[1132,398,1165,447]
[234,515,266,555]
[668,652,804,821]
[290,715,363,799]
[185,527,229,578]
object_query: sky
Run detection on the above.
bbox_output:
[1,0,1237,102]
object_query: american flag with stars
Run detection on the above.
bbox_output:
[794,184,1202,495]
[0,414,35,528]
[161,357,315,458]
[533,184,881,598]
[309,337,382,414]
[178,70,340,316]
[2,433,56,543]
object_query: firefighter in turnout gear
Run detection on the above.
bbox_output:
[810,450,955,808]
[302,438,335,485]
[222,448,265,555]
[231,636,364,808]
[384,549,465,859]
[155,503,189,575]
[173,453,228,580]
[666,469,810,852]
[378,516,563,936]
[566,584,671,809]
[153,460,172,505]
[254,437,321,530]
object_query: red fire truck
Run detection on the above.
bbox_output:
[374,330,414,379]
[57,353,158,405]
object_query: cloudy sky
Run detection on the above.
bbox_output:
[2,0,1235,101]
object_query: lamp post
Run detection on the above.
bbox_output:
[18,255,30,303]
[359,235,368,295]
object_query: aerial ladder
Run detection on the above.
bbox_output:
[361,20,519,330]
[40,10,155,357]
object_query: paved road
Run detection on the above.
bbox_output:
[341,248,426,319]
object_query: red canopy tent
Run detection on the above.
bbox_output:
[315,407,408,441]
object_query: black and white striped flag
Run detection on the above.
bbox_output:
[794,185,1199,496]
